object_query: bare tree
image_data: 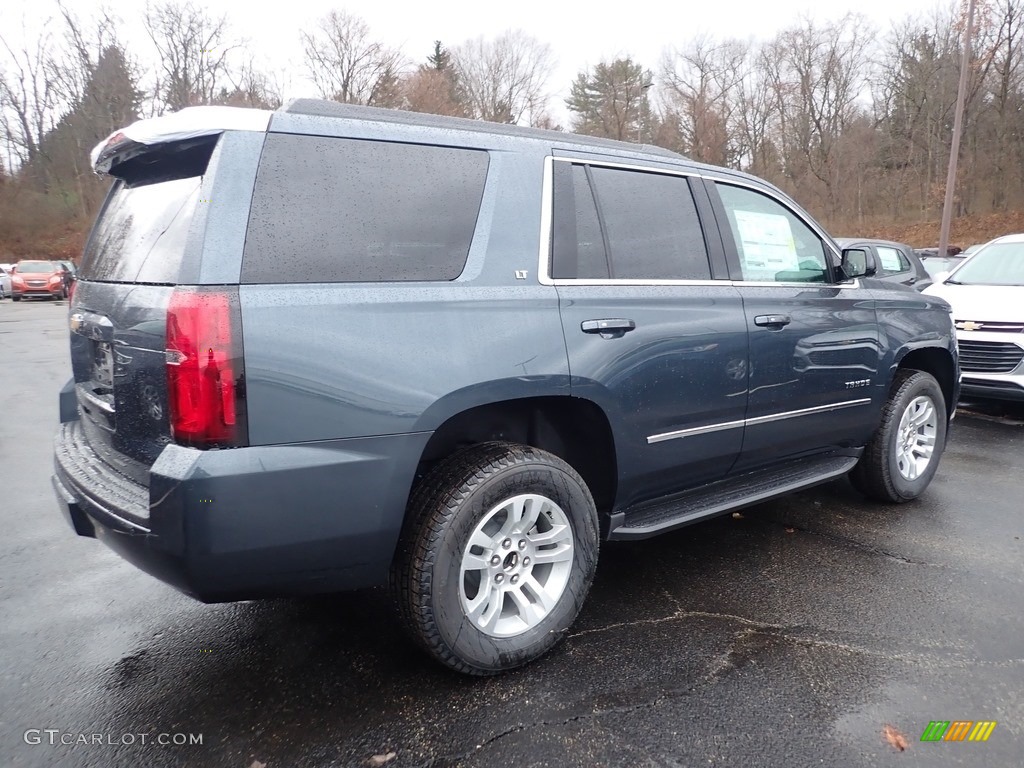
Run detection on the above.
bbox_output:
[216,59,284,109]
[0,20,58,171]
[762,14,874,219]
[300,10,404,106]
[733,57,781,178]
[453,30,554,124]
[660,36,748,164]
[144,0,239,111]
[977,0,1024,209]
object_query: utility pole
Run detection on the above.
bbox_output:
[939,0,977,258]
[637,80,653,143]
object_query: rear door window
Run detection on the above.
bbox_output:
[242,135,489,283]
[589,166,712,280]
[551,163,610,279]
[551,161,712,281]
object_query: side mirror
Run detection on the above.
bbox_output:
[841,248,877,279]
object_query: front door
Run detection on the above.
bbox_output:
[706,180,882,471]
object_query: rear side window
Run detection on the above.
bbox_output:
[80,176,201,283]
[551,162,711,281]
[242,135,489,283]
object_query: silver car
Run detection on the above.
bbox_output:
[0,265,12,299]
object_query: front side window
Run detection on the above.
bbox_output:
[875,246,910,275]
[716,183,831,283]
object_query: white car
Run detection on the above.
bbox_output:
[924,234,1024,401]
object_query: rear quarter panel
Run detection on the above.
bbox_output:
[239,146,571,444]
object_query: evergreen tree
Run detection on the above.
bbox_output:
[566,58,652,141]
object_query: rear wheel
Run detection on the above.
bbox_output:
[391,442,599,675]
[850,370,946,502]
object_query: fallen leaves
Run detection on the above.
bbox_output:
[785,527,795,534]
[731,512,743,519]
[368,753,397,766]
[883,724,909,751]
[249,761,266,768]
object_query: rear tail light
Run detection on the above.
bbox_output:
[166,288,248,448]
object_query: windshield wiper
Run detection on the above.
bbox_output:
[944,279,964,285]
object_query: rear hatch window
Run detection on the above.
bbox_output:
[80,175,200,284]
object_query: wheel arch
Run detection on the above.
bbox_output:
[410,394,618,524]
[894,345,957,417]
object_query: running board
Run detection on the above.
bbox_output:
[608,454,859,541]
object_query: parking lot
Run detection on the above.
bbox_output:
[1,297,1021,768]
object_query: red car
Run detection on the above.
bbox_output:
[10,260,72,301]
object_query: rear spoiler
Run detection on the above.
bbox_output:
[91,106,272,176]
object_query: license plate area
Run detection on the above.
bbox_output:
[92,340,114,391]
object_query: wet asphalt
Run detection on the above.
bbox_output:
[1,298,1022,768]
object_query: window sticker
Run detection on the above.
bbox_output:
[733,210,799,277]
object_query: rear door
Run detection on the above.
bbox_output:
[548,157,749,509]
[68,132,260,482]
[706,179,882,471]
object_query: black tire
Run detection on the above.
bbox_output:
[850,369,947,503]
[391,441,599,675]
[12,296,20,302]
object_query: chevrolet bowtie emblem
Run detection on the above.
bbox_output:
[956,321,984,331]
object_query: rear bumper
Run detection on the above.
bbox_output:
[52,421,430,601]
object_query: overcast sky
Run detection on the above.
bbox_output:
[9,0,955,122]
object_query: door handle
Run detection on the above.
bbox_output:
[753,314,791,328]
[581,318,636,338]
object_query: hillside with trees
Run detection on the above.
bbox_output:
[2,0,1023,259]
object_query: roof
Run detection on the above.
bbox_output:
[835,237,912,249]
[280,98,686,161]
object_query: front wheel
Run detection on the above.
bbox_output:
[850,369,947,503]
[391,442,599,675]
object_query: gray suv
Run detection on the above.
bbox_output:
[53,100,959,675]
